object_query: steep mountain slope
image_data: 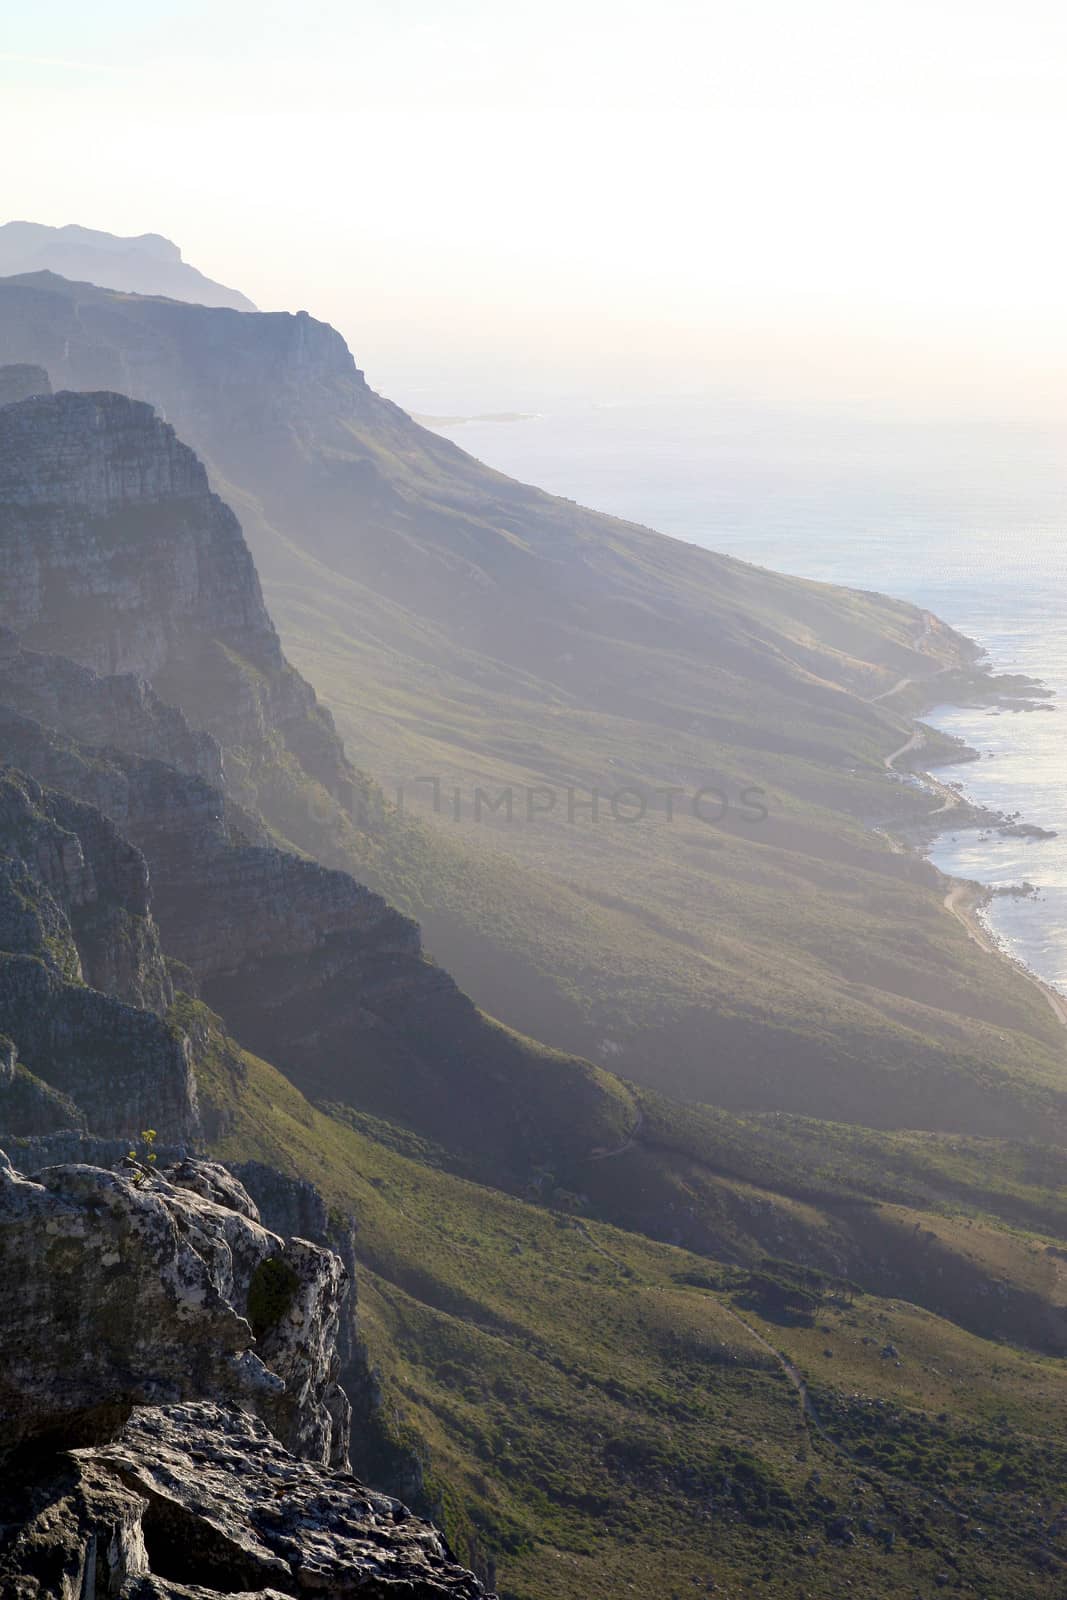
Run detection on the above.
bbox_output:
[0,278,1062,1134]
[0,381,1064,1596]
[1,736,1063,1596]
[0,387,352,819]
[0,766,199,1140]
[0,221,255,309]
[200,1035,1067,1600]
[0,388,635,1170]
[5,648,1065,1353]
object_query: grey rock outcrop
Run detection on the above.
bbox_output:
[0,765,198,1141]
[234,1160,433,1516]
[0,768,173,1012]
[0,388,215,518]
[0,1151,348,1467]
[0,957,196,1141]
[2,1403,486,1599]
[0,1149,489,1597]
[0,630,224,788]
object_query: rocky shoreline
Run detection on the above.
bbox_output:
[883,653,1066,1021]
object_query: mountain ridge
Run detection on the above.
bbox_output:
[0,277,1062,1137]
[0,221,256,310]
[0,377,1064,1595]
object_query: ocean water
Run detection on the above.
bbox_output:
[433,398,1067,992]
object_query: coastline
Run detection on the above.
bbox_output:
[880,644,1067,1029]
[942,878,1067,1030]
[433,397,1067,1033]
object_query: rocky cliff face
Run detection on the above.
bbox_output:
[0,384,353,815]
[0,1148,488,1598]
[0,767,199,1142]
[0,625,626,1181]
[0,362,51,407]
[0,388,212,515]
[0,769,172,1011]
[0,277,370,447]
[0,373,597,1590]
[0,627,224,787]
[0,1150,345,1463]
[0,335,519,1598]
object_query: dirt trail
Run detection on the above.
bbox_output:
[721,1304,833,1441]
[588,1108,645,1162]
[718,1301,1020,1541]
[882,728,964,814]
[869,673,916,705]
[882,727,924,771]
[877,616,941,768]
[867,611,944,706]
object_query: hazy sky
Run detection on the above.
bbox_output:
[3,0,1067,412]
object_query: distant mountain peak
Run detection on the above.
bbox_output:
[0,221,255,312]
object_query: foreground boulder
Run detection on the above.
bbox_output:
[2,1402,487,1599]
[0,1152,348,1466]
[0,1149,490,1595]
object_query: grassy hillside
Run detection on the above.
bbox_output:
[2,272,1062,1137]
[3,297,1065,1600]
[192,1004,1067,1599]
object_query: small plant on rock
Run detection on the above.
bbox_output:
[124,1127,158,1186]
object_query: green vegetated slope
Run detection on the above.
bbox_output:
[0,271,1063,1138]
[193,1007,1067,1600]
[5,609,1062,1596]
[1,362,1064,1597]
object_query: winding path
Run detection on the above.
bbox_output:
[721,1304,833,1441]
[867,610,943,706]
[882,727,924,771]
[588,1108,645,1162]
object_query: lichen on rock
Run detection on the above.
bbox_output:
[3,1403,487,1599]
[0,1148,488,1597]
[0,1151,346,1467]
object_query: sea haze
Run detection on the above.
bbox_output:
[431,397,1067,993]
